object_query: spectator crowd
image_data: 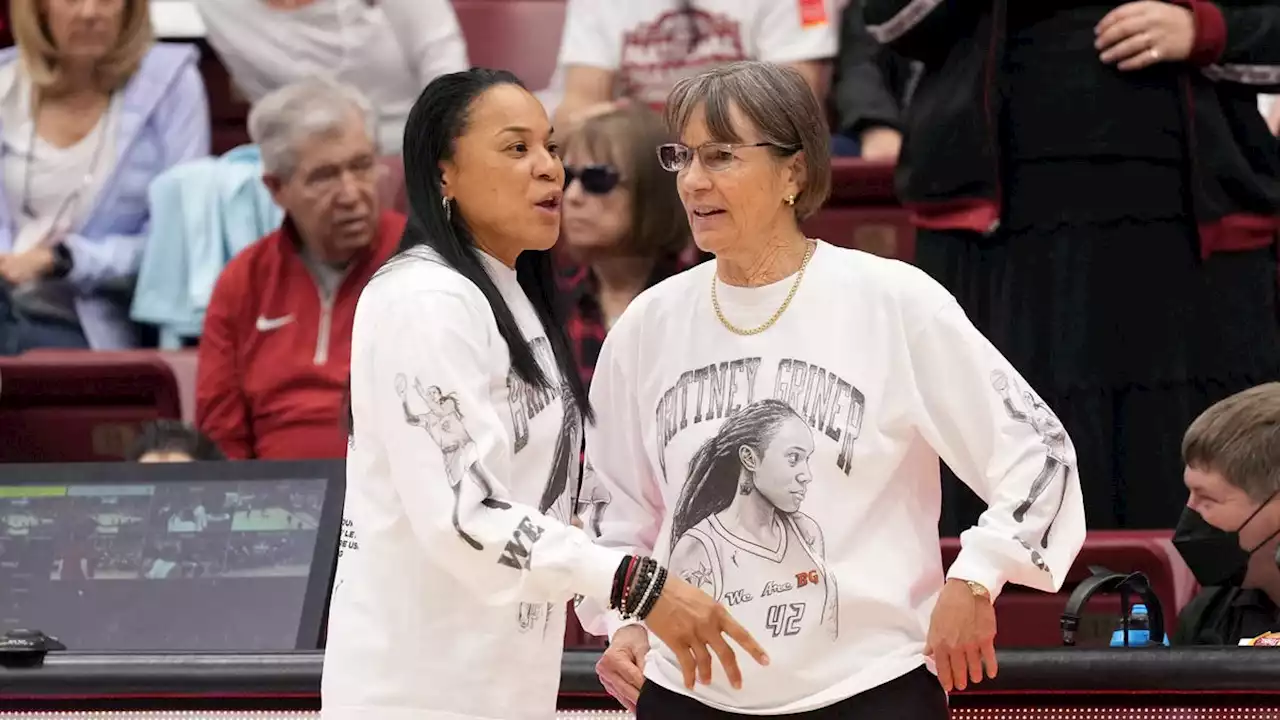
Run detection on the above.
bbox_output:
[4,0,1280,648]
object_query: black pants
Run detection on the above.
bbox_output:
[635,666,948,719]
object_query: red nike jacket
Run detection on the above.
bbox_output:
[196,211,405,459]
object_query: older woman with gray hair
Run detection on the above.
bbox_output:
[578,60,1087,717]
[196,77,405,460]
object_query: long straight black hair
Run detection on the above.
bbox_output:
[392,68,592,422]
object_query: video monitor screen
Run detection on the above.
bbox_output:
[0,461,343,652]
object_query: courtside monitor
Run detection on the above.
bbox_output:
[0,460,344,651]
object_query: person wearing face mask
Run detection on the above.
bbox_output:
[1174,383,1280,645]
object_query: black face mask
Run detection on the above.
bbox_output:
[1173,494,1280,587]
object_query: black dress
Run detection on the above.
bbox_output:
[919,1,1280,531]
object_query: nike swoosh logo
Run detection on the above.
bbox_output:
[255,314,295,332]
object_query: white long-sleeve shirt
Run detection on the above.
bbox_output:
[322,248,624,720]
[193,0,468,153]
[578,241,1085,715]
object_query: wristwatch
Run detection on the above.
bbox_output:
[49,244,73,280]
[960,579,992,602]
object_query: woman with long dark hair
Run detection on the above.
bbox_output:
[321,68,765,720]
[669,400,838,642]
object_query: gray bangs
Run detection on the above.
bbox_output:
[664,69,748,144]
[659,61,833,221]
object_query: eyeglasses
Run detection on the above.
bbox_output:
[301,154,380,195]
[657,142,797,173]
[564,164,622,195]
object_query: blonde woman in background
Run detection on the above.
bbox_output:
[0,0,209,352]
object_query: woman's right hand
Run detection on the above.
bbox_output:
[643,574,769,690]
[595,624,650,711]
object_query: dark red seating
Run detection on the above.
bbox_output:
[0,351,182,462]
[453,0,567,91]
[195,39,252,154]
[803,159,913,262]
[942,531,1198,647]
[157,350,200,423]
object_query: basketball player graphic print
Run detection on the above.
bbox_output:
[537,381,581,526]
[991,369,1071,555]
[668,399,839,643]
[396,374,511,551]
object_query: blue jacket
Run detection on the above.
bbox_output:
[131,144,283,348]
[0,42,211,349]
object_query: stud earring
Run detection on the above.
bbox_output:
[442,196,452,221]
[785,194,797,206]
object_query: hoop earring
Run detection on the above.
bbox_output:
[442,196,452,221]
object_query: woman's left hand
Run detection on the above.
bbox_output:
[925,579,998,692]
[0,247,55,286]
[1096,1,1196,71]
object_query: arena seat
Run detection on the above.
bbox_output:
[452,0,567,91]
[803,159,914,262]
[195,40,252,155]
[565,607,605,649]
[0,351,183,463]
[158,350,200,423]
[942,531,1198,647]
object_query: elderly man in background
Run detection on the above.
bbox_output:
[197,78,404,460]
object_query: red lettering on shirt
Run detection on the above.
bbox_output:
[798,0,829,28]
[795,569,820,586]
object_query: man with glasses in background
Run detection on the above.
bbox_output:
[196,77,404,460]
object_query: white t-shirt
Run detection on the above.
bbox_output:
[194,0,468,153]
[554,0,839,109]
[578,241,1086,714]
[322,248,624,720]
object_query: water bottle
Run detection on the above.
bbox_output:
[1109,603,1168,647]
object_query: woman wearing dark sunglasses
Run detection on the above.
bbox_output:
[579,60,1085,718]
[558,104,694,389]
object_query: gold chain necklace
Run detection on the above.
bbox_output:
[711,241,815,336]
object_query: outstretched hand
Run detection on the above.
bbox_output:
[644,574,769,690]
[925,579,998,692]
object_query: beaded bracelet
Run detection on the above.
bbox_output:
[622,558,656,619]
[636,566,667,621]
[609,556,632,611]
[609,555,668,622]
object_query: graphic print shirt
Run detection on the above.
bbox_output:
[578,242,1087,714]
[555,0,839,109]
[322,248,623,720]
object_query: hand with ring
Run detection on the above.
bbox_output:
[1095,0,1196,71]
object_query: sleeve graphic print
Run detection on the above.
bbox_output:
[667,399,839,642]
[990,369,1070,553]
[576,460,614,538]
[396,373,513,551]
[538,381,581,525]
